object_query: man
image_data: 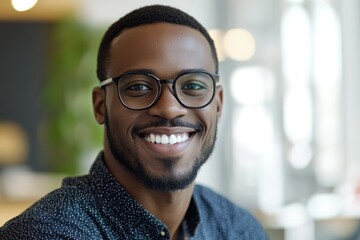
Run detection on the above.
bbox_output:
[0,5,268,239]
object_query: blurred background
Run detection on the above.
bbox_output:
[0,0,359,239]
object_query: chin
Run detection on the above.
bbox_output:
[137,159,202,191]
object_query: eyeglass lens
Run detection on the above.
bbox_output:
[117,72,215,109]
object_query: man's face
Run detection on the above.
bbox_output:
[102,23,223,191]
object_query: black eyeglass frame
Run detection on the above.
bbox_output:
[99,70,220,110]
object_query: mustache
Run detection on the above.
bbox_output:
[132,118,203,136]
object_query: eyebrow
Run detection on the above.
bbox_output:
[116,68,214,78]
[119,69,155,76]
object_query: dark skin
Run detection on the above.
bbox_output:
[92,23,223,239]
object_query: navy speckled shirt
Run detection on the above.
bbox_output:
[0,152,268,239]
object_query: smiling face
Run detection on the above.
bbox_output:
[94,23,223,191]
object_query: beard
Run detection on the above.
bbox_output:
[104,108,217,192]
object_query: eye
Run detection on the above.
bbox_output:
[182,81,207,90]
[178,80,210,98]
[120,80,154,98]
[126,83,151,91]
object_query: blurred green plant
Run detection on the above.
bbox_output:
[43,20,104,174]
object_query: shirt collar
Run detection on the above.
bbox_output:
[88,152,200,237]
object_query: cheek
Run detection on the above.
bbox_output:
[197,105,218,135]
[111,112,137,138]
[105,102,138,139]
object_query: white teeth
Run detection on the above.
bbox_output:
[155,135,161,143]
[169,135,177,144]
[150,134,156,143]
[161,134,169,144]
[144,133,190,145]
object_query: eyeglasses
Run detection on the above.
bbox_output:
[99,70,220,110]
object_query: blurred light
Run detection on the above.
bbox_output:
[223,28,255,61]
[208,29,226,62]
[313,1,343,188]
[315,149,342,187]
[317,86,339,103]
[289,141,313,169]
[233,106,273,153]
[276,203,308,228]
[307,193,343,219]
[230,66,274,105]
[1,168,64,200]
[230,67,264,105]
[313,1,341,86]
[286,0,305,3]
[0,122,28,165]
[281,5,311,86]
[284,87,313,143]
[317,115,339,146]
[11,0,38,12]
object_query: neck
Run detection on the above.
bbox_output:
[139,186,194,239]
[104,150,194,239]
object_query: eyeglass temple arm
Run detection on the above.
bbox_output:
[99,78,113,87]
[214,75,221,86]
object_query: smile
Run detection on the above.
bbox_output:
[143,133,190,145]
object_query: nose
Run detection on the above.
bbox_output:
[147,85,188,119]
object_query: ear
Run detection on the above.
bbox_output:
[215,86,223,121]
[92,87,106,124]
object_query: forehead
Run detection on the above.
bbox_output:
[107,23,215,78]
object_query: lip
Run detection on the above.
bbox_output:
[138,126,196,135]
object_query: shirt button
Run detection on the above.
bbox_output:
[160,230,166,237]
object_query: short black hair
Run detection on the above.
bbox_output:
[96,5,218,81]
